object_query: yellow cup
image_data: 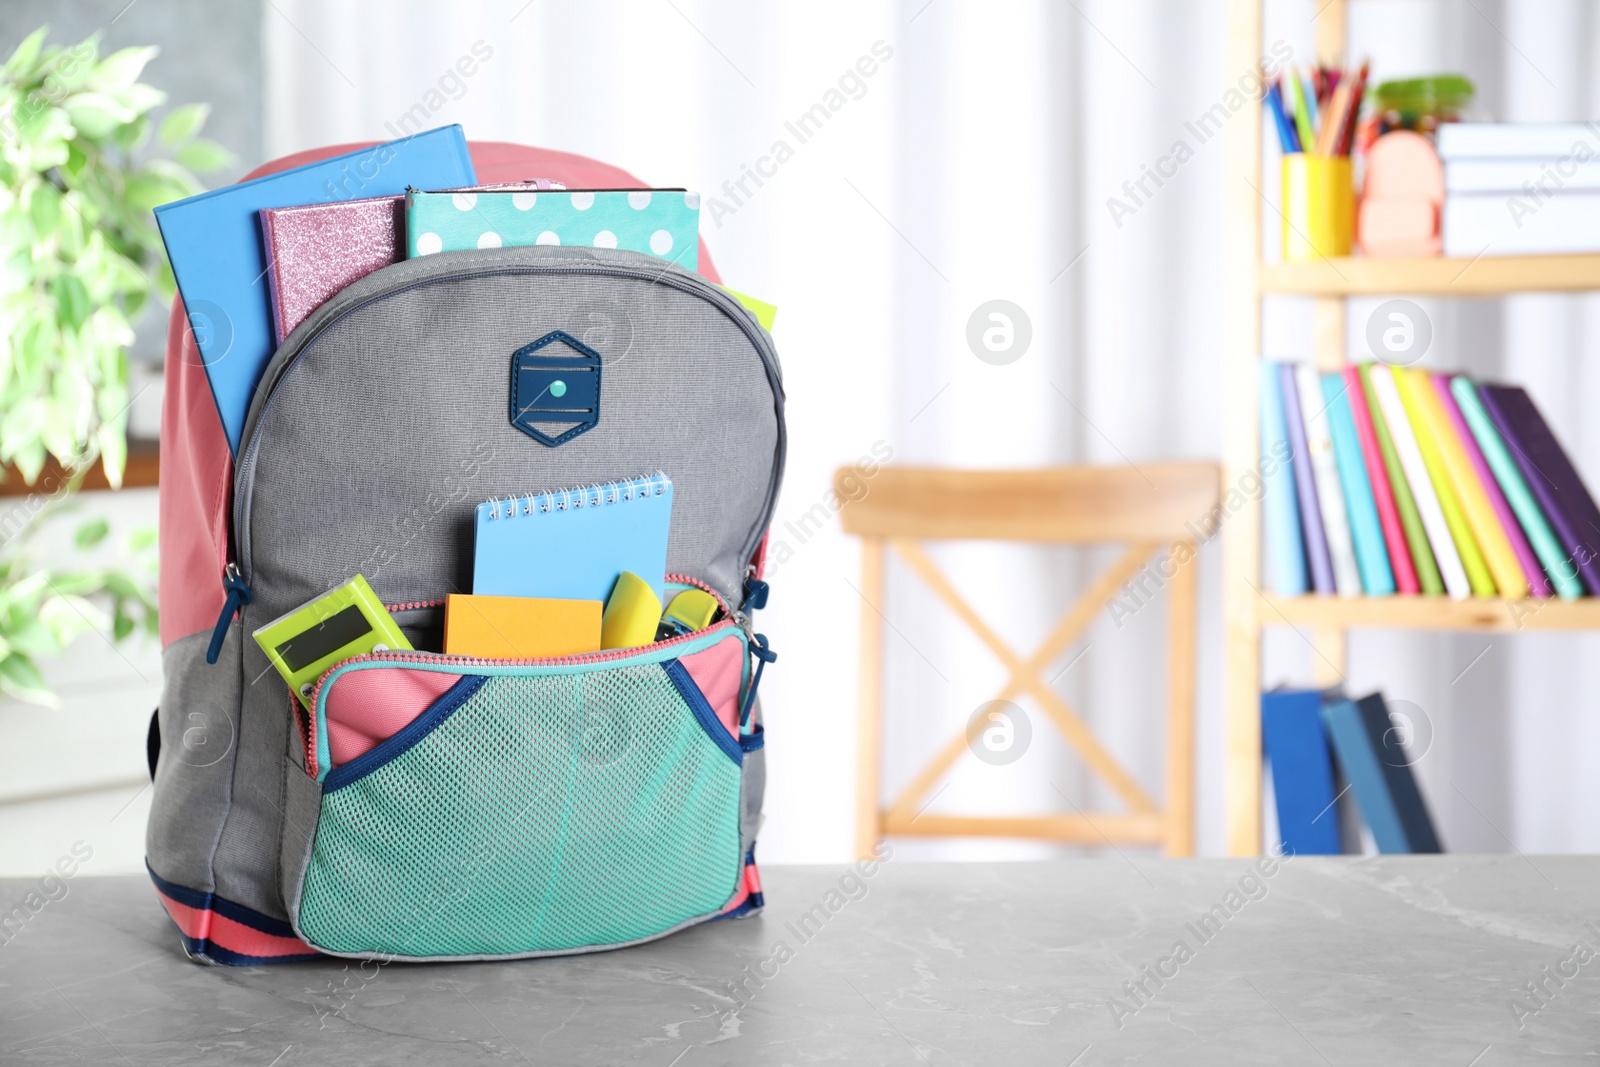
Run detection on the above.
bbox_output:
[1282,155,1354,261]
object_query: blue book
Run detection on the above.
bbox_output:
[1322,694,1442,854]
[1281,364,1335,595]
[472,473,673,604]
[1321,372,1396,595]
[154,126,477,453]
[1261,362,1308,595]
[1261,689,1342,855]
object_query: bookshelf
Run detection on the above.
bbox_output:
[1221,0,1600,854]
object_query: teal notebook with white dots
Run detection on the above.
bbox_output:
[405,188,700,269]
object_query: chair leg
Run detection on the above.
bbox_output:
[855,538,885,861]
[1164,541,1197,857]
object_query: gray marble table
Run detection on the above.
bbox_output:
[2,854,1598,1065]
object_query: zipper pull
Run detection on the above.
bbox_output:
[738,633,777,732]
[742,577,770,612]
[205,563,253,665]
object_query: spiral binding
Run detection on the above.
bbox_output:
[481,471,671,521]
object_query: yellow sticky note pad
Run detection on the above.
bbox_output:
[444,594,601,659]
[718,286,777,331]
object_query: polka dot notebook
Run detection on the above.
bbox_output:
[405,189,700,270]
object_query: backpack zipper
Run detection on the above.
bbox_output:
[299,573,740,776]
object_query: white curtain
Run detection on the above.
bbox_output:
[265,0,1600,859]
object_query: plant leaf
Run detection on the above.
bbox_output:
[173,138,232,174]
[74,517,109,548]
[158,101,208,144]
[0,652,57,707]
[87,45,157,93]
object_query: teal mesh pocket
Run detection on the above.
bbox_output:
[297,659,743,958]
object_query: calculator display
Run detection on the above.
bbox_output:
[275,604,373,672]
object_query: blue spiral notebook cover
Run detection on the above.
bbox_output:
[472,473,673,604]
[153,124,476,454]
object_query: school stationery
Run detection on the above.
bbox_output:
[1344,366,1418,593]
[1323,372,1395,595]
[1433,375,1547,597]
[1321,693,1442,853]
[443,594,601,659]
[1261,689,1343,855]
[1368,365,1470,599]
[1296,363,1361,596]
[1394,367,1494,597]
[1359,364,1441,595]
[472,473,674,605]
[1282,364,1335,594]
[600,571,663,650]
[406,188,701,269]
[1412,371,1527,597]
[1452,378,1583,600]
[1261,362,1308,596]
[659,588,720,639]
[1478,384,1600,595]
[153,125,476,453]
[252,574,412,708]
[260,181,562,343]
[260,195,405,344]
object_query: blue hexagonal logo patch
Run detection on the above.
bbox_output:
[509,330,601,447]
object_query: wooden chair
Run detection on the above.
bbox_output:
[836,462,1220,859]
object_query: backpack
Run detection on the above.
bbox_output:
[146,141,784,964]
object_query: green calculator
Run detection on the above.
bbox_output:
[253,574,411,709]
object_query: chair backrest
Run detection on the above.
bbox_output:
[834,462,1221,545]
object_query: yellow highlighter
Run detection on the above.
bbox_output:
[601,572,663,650]
[658,588,719,639]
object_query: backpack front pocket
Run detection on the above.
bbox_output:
[292,628,749,959]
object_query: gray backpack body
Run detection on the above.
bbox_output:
[148,245,784,963]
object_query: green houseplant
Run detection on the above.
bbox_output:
[0,27,228,704]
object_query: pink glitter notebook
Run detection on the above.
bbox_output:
[259,180,564,344]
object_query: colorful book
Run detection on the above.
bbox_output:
[1434,374,1549,598]
[406,188,701,269]
[472,472,674,604]
[1322,372,1395,595]
[1359,364,1442,595]
[1415,372,1529,598]
[1281,364,1335,595]
[1344,366,1419,593]
[261,195,405,344]
[1394,366,1495,597]
[1368,365,1470,599]
[1261,689,1343,855]
[1478,384,1600,595]
[1295,363,1362,597]
[261,181,562,343]
[1261,362,1308,595]
[153,125,477,453]
[1321,693,1442,853]
[1452,378,1583,600]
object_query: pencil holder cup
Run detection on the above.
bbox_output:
[1282,155,1354,261]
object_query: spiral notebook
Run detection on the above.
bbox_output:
[472,472,673,604]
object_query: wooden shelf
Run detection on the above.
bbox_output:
[1259,595,1600,633]
[1260,253,1600,296]
[0,438,158,497]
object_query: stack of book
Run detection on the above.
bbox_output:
[1439,122,1600,256]
[1263,688,1440,855]
[1260,361,1600,600]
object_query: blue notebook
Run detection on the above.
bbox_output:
[1261,361,1308,595]
[153,125,476,454]
[1322,372,1396,595]
[473,473,673,604]
[1261,689,1342,855]
[1322,694,1442,854]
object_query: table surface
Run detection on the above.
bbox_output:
[2,854,1597,1065]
